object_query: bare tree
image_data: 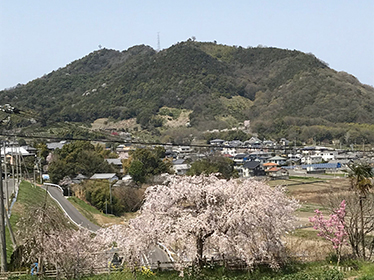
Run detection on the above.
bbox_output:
[347,162,374,260]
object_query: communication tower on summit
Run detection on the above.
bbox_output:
[157,32,161,52]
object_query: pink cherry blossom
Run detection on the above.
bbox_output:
[309,200,348,265]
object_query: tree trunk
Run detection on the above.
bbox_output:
[195,230,214,268]
[196,236,204,268]
[336,247,341,266]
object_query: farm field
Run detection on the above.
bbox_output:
[268,175,351,262]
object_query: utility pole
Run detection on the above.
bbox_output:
[3,149,8,211]
[15,144,19,185]
[19,147,22,182]
[39,157,42,184]
[11,144,15,194]
[16,146,21,184]
[33,159,36,187]
[109,181,112,214]
[0,143,8,272]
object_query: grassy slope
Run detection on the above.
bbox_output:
[67,197,124,227]
[8,181,76,261]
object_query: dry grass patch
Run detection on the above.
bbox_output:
[91,117,140,131]
[159,108,192,128]
[284,233,332,262]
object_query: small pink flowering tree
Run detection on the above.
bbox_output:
[309,200,348,265]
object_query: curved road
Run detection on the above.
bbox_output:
[41,184,170,266]
[41,184,100,232]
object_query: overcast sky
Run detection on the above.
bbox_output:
[1,0,373,90]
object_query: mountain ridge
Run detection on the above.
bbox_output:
[1,41,374,143]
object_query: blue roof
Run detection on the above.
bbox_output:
[284,163,341,169]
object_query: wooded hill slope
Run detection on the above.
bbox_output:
[1,41,374,143]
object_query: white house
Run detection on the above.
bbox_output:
[172,159,190,175]
[301,146,338,163]
[268,156,287,166]
[221,146,237,156]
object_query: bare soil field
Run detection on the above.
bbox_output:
[286,178,350,204]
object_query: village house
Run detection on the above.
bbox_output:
[233,153,249,165]
[106,158,123,173]
[90,173,118,182]
[221,146,237,156]
[72,174,88,184]
[268,155,287,166]
[262,162,278,171]
[46,141,67,151]
[209,139,225,146]
[248,151,271,164]
[239,161,266,177]
[266,167,289,180]
[301,146,338,162]
[116,144,133,160]
[172,159,190,175]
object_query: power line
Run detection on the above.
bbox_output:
[0,132,370,153]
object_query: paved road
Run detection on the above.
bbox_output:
[41,184,100,232]
[148,245,173,269]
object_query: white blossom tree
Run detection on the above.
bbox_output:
[43,228,110,277]
[116,174,299,269]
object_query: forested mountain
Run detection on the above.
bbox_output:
[1,40,374,143]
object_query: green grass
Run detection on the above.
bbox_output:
[67,196,102,226]
[11,264,344,280]
[324,173,346,177]
[7,181,76,263]
[5,264,348,280]
[288,176,320,181]
[291,229,320,240]
[268,177,320,187]
[35,262,343,280]
[297,203,328,213]
[68,196,128,227]
[348,262,374,279]
[6,181,48,261]
[16,181,48,208]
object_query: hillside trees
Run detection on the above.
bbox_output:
[187,156,238,179]
[116,174,299,268]
[83,180,124,216]
[1,41,374,144]
[48,141,117,184]
[127,147,172,184]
